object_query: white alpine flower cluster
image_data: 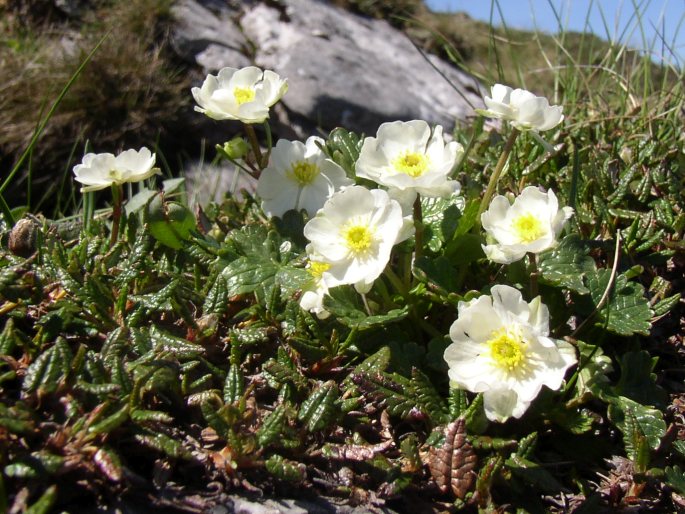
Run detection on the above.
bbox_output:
[71,66,579,424]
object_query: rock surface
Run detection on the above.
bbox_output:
[171,0,484,138]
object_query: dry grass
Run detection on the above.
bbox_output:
[0,0,188,210]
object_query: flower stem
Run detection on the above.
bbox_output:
[528,252,539,297]
[475,127,520,230]
[244,124,265,172]
[413,194,424,262]
[109,184,123,248]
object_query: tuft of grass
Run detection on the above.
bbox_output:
[0,0,188,216]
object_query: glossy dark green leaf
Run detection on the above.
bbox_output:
[298,380,339,432]
[538,234,595,293]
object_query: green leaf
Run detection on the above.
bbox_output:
[25,485,57,514]
[265,454,306,482]
[134,430,192,459]
[342,345,391,391]
[23,338,72,396]
[665,465,685,495]
[575,340,613,399]
[257,404,288,447]
[324,287,409,329]
[325,127,363,176]
[586,270,653,336]
[505,455,566,493]
[410,367,448,424]
[298,380,339,432]
[421,194,464,252]
[222,256,280,297]
[614,351,667,408]
[607,396,666,453]
[351,371,419,420]
[223,363,243,405]
[149,326,205,359]
[413,256,459,295]
[538,234,595,293]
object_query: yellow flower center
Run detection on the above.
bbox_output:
[342,224,373,254]
[234,86,256,105]
[308,260,330,279]
[512,213,545,243]
[393,151,429,177]
[287,160,320,186]
[107,169,124,181]
[487,328,526,372]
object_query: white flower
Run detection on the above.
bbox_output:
[256,136,353,217]
[481,186,573,264]
[303,186,408,292]
[355,120,463,199]
[443,285,577,422]
[299,249,333,319]
[192,66,288,124]
[73,147,159,192]
[479,84,564,132]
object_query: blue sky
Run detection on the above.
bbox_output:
[424,0,685,65]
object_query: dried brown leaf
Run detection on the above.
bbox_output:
[427,418,477,499]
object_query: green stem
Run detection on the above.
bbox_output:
[244,124,264,172]
[263,121,273,165]
[109,184,123,248]
[475,127,520,231]
[384,266,408,298]
[528,252,539,298]
[413,193,424,262]
[0,193,13,227]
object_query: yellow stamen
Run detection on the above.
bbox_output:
[308,261,330,279]
[487,327,526,372]
[512,213,545,243]
[342,224,373,254]
[287,161,320,186]
[393,151,429,177]
[234,87,255,105]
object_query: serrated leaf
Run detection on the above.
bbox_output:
[88,404,130,435]
[23,338,72,396]
[427,418,477,499]
[665,465,685,495]
[257,404,288,447]
[575,340,613,399]
[351,371,420,420]
[505,454,567,493]
[614,350,667,407]
[586,270,653,336]
[134,431,192,459]
[149,326,205,359]
[539,234,595,293]
[421,194,464,252]
[223,363,243,405]
[265,454,306,482]
[324,287,409,329]
[411,367,448,424]
[298,380,339,432]
[342,345,391,391]
[607,396,666,453]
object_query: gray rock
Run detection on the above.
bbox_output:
[241,0,484,136]
[172,0,484,139]
[171,0,250,71]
